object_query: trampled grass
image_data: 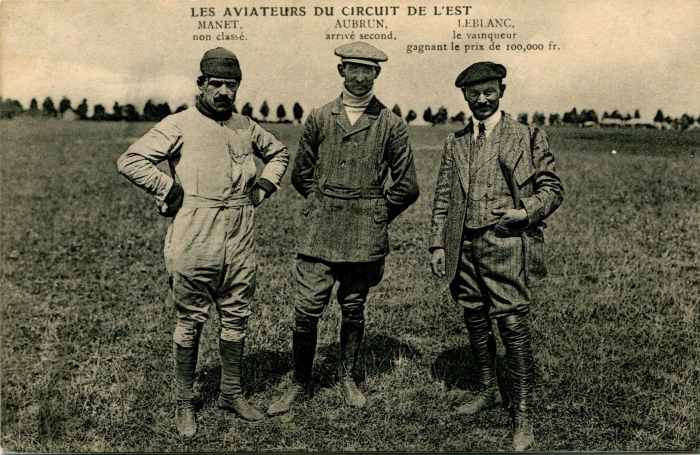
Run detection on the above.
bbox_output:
[1,118,698,451]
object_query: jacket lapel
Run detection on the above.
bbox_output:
[344,96,384,139]
[347,113,372,137]
[498,113,524,172]
[331,96,352,133]
[452,121,473,194]
[454,113,522,195]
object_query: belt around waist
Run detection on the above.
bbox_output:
[181,193,252,208]
[316,184,384,200]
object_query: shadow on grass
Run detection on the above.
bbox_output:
[196,349,293,405]
[195,333,421,403]
[315,332,422,387]
[432,345,510,406]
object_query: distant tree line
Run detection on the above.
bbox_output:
[0,96,305,124]
[415,105,698,131]
[553,107,697,130]
[2,96,698,131]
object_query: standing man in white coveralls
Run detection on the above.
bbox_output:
[117,47,289,438]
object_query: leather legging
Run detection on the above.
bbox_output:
[464,308,533,416]
[463,308,498,391]
[497,313,533,417]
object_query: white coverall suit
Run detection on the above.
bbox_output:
[117,107,289,347]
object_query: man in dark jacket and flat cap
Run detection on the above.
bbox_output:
[268,42,419,415]
[429,62,563,451]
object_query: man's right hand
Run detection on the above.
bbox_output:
[430,248,446,278]
[157,181,184,217]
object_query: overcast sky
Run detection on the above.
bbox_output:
[1,0,699,121]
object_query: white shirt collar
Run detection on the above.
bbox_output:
[471,110,502,138]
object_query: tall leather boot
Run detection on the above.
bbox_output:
[338,319,366,407]
[218,339,264,422]
[456,308,502,415]
[267,327,317,415]
[498,313,534,451]
[173,341,198,438]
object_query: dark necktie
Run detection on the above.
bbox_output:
[476,121,486,148]
[471,121,486,168]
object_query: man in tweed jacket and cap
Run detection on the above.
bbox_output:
[429,62,563,451]
[268,42,419,415]
[118,47,289,438]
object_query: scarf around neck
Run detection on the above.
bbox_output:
[342,86,374,125]
[195,94,233,122]
[342,86,375,108]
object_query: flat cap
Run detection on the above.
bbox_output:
[334,42,388,67]
[200,47,242,79]
[455,62,506,88]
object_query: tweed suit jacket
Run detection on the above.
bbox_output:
[292,95,419,262]
[430,112,564,285]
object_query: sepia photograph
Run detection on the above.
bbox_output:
[1,0,698,452]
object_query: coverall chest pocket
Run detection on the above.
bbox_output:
[241,151,257,183]
[226,128,257,188]
[226,129,253,165]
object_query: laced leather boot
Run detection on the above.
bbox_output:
[267,328,317,415]
[175,400,197,439]
[513,415,534,451]
[218,339,264,422]
[338,319,366,408]
[498,313,535,451]
[456,309,502,415]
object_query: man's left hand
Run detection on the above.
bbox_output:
[250,187,267,207]
[492,208,527,236]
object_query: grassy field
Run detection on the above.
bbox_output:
[1,118,699,452]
